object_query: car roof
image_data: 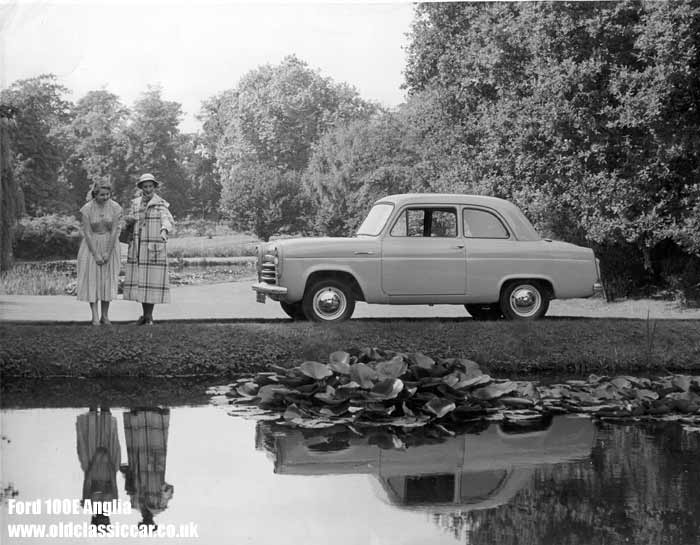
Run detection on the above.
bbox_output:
[376,193,513,208]
[374,193,541,241]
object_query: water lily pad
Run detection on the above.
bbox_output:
[370,378,404,400]
[350,362,378,389]
[412,352,435,370]
[257,384,295,404]
[376,356,408,379]
[299,361,333,380]
[210,395,231,406]
[672,375,692,393]
[471,381,517,401]
[423,398,456,418]
[283,404,303,421]
[500,396,535,409]
[454,374,492,390]
[329,351,351,374]
[236,382,259,398]
[206,385,233,395]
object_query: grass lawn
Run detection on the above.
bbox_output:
[166,233,259,258]
[1,318,699,379]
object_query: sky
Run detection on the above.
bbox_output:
[0,1,417,132]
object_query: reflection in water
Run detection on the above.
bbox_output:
[75,408,121,529]
[121,408,174,529]
[255,416,596,512]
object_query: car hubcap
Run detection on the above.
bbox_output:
[509,285,541,317]
[313,287,346,320]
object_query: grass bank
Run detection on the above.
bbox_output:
[1,318,698,379]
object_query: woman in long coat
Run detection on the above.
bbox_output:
[76,180,122,325]
[123,173,174,325]
[121,407,174,529]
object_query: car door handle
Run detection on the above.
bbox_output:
[455,245,465,249]
[354,251,374,255]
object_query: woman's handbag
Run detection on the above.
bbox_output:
[119,222,134,244]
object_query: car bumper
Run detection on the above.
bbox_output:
[252,282,288,302]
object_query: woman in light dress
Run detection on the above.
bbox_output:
[76,180,122,325]
[123,173,174,325]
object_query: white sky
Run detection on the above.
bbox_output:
[0,1,417,132]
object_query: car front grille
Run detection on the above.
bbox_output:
[260,261,277,284]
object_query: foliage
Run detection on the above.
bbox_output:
[219,162,310,241]
[0,263,73,295]
[303,110,426,235]
[404,1,700,298]
[13,214,81,260]
[63,90,130,207]
[0,75,74,215]
[0,105,20,271]
[125,86,190,214]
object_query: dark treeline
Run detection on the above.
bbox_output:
[1,1,699,300]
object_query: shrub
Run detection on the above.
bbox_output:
[13,214,82,260]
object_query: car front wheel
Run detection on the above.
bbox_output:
[280,301,307,321]
[302,279,355,323]
[499,281,549,320]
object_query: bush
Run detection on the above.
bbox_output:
[13,214,82,260]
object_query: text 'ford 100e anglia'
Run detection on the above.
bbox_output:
[252,194,602,322]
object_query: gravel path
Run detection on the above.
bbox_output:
[1,279,699,323]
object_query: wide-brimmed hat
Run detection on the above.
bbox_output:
[136,173,159,188]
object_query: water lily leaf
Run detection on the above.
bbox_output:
[454,374,492,390]
[299,361,333,380]
[257,384,294,404]
[471,381,517,401]
[376,356,408,379]
[500,396,535,409]
[672,375,692,393]
[413,352,435,370]
[423,398,456,418]
[210,395,231,406]
[635,389,659,401]
[360,347,383,362]
[236,382,259,398]
[370,378,404,400]
[283,404,303,421]
[350,362,378,389]
[388,416,430,428]
[338,381,361,390]
[515,382,540,402]
[329,351,351,374]
[457,358,483,379]
[442,372,462,388]
[611,377,633,390]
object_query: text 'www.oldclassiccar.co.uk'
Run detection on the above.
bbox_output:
[6,499,199,539]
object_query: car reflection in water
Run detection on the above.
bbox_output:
[255,416,595,512]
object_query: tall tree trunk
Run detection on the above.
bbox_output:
[0,106,19,271]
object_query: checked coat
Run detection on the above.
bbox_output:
[123,194,174,304]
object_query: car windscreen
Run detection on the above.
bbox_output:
[356,203,394,236]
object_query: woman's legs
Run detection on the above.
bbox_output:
[100,301,111,325]
[89,302,100,325]
[142,303,154,323]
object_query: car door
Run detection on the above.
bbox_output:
[381,206,467,296]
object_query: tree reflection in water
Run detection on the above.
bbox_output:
[435,423,700,545]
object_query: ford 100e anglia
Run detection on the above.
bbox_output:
[252,194,602,322]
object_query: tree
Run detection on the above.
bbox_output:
[176,132,220,219]
[215,56,376,235]
[0,74,74,215]
[404,1,700,297]
[220,162,309,241]
[63,90,130,207]
[303,109,425,235]
[126,86,189,215]
[0,104,19,270]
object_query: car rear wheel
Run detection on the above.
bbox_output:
[499,281,549,320]
[465,304,503,321]
[280,301,306,321]
[302,279,355,323]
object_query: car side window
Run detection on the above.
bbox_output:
[463,208,509,238]
[391,208,457,237]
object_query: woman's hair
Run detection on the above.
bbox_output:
[86,179,113,202]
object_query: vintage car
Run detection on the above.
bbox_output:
[252,193,602,322]
[255,417,596,513]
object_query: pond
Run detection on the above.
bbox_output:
[1,382,700,544]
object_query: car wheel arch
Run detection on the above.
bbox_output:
[498,276,555,300]
[303,269,366,302]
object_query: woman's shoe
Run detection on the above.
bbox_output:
[100,317,112,325]
[91,320,101,326]
[135,315,147,325]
